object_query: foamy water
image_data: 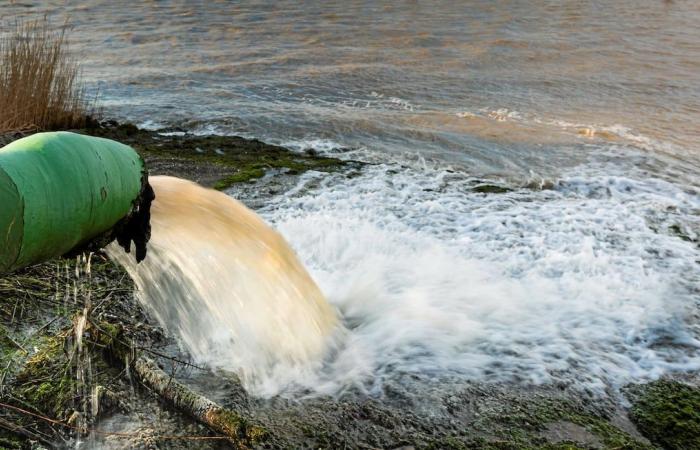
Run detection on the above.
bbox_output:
[251,148,700,397]
[104,137,700,398]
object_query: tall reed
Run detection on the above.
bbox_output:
[0,20,96,134]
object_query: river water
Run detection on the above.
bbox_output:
[6,1,699,398]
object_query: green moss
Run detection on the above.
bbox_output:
[11,317,114,414]
[420,392,649,450]
[629,380,700,450]
[425,435,470,449]
[246,423,269,444]
[425,437,588,450]
[538,444,588,450]
[0,256,134,440]
[210,156,343,190]
[94,321,120,345]
[534,401,648,449]
[213,166,266,190]
[207,408,268,446]
[476,397,650,450]
[0,325,24,365]
[16,333,75,417]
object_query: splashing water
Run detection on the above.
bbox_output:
[107,157,700,400]
[107,176,338,385]
[254,156,700,398]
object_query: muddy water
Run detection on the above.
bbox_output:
[107,176,337,388]
[5,1,700,179]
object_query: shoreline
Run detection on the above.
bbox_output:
[0,122,697,449]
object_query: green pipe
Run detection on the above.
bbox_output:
[0,131,152,274]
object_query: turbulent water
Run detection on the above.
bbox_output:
[7,2,700,397]
[107,176,337,387]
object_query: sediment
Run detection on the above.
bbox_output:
[0,122,698,449]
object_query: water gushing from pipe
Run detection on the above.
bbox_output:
[107,176,337,385]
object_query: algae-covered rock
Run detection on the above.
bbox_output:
[629,380,700,450]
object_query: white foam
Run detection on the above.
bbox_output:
[253,160,700,397]
[137,119,167,131]
[279,138,347,154]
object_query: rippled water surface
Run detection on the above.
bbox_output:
[6,1,699,396]
[6,1,700,177]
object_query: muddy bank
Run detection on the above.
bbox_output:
[1,123,699,449]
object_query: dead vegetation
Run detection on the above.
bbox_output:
[0,255,130,446]
[0,253,261,448]
[0,20,97,134]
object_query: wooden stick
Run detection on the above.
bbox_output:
[131,357,267,449]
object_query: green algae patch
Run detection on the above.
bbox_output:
[629,380,700,450]
[425,436,589,450]
[207,408,269,447]
[538,444,588,450]
[210,155,344,190]
[213,166,266,190]
[10,301,125,421]
[472,396,651,450]
[96,321,120,341]
[0,324,25,361]
[530,401,650,450]
[0,255,145,444]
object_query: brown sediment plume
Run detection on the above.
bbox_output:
[108,176,337,384]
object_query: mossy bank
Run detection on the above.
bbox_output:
[627,380,700,450]
[83,121,347,191]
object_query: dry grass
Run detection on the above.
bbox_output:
[0,20,96,134]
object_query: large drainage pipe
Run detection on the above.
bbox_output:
[0,131,153,275]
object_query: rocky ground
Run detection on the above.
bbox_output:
[0,123,698,449]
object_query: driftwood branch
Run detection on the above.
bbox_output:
[113,342,268,449]
[96,320,268,448]
[128,356,267,449]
